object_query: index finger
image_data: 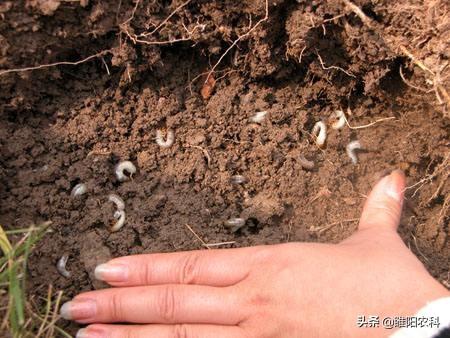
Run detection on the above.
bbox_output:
[94,247,257,287]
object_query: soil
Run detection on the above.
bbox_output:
[0,0,449,336]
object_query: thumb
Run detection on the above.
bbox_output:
[358,170,406,231]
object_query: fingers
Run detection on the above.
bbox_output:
[94,247,255,287]
[76,324,246,338]
[358,170,405,232]
[61,284,243,325]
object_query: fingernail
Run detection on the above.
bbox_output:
[76,329,90,338]
[60,299,96,320]
[76,328,104,338]
[381,169,405,203]
[94,263,128,282]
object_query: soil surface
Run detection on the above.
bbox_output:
[0,0,449,336]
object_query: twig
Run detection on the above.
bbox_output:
[184,224,210,250]
[0,50,112,76]
[205,0,269,83]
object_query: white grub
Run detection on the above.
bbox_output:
[224,218,246,230]
[331,110,346,130]
[298,155,315,170]
[111,210,126,232]
[115,161,137,181]
[346,140,362,164]
[56,254,71,278]
[312,121,327,146]
[249,111,267,123]
[71,183,87,197]
[156,129,175,148]
[108,194,125,211]
[230,175,247,185]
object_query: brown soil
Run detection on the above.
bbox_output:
[0,0,449,336]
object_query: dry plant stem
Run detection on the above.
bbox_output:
[34,289,65,338]
[343,115,395,130]
[205,0,269,83]
[341,0,450,112]
[309,218,358,235]
[36,285,53,336]
[204,241,236,248]
[45,290,63,337]
[184,224,210,250]
[0,50,112,76]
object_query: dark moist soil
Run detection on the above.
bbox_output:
[1,0,449,335]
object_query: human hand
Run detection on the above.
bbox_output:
[61,170,449,338]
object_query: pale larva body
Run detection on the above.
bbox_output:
[111,210,126,232]
[312,121,327,146]
[156,129,175,148]
[108,194,125,211]
[230,175,247,185]
[331,110,346,130]
[346,140,362,164]
[115,161,136,181]
[298,155,314,170]
[224,218,246,230]
[249,111,267,123]
[71,183,87,197]
[56,254,71,278]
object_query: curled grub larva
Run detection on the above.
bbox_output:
[108,194,125,211]
[346,140,362,164]
[108,194,126,231]
[249,111,267,123]
[331,110,346,130]
[111,210,126,232]
[56,254,71,278]
[156,129,175,148]
[115,161,136,181]
[298,155,315,170]
[71,183,87,197]
[312,121,327,146]
[224,218,246,231]
[230,175,247,185]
